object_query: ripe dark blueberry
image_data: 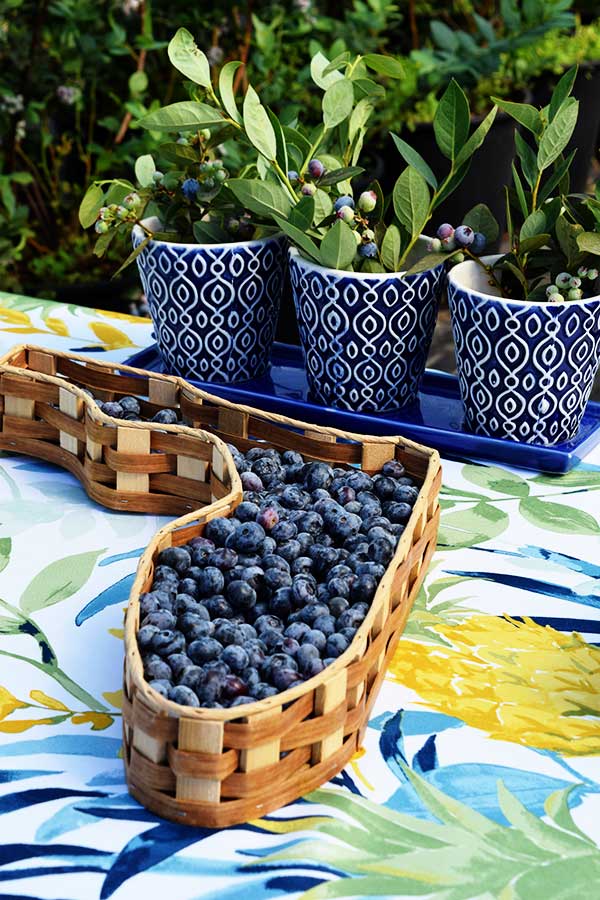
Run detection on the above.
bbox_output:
[359,502,382,523]
[272,667,302,691]
[257,506,279,530]
[178,665,205,690]
[316,584,331,603]
[368,539,395,565]
[188,637,222,664]
[337,608,365,630]
[137,624,159,650]
[471,231,486,254]
[383,501,413,524]
[326,633,350,657]
[284,463,304,482]
[261,627,285,650]
[276,636,300,658]
[295,511,324,535]
[311,488,331,502]
[303,462,333,492]
[282,450,304,466]
[270,587,293,619]
[302,628,327,652]
[214,621,244,645]
[308,158,325,178]
[284,621,311,641]
[254,614,283,633]
[204,659,231,677]
[296,643,320,674]
[207,547,238,570]
[102,401,124,418]
[334,194,355,211]
[227,580,257,610]
[221,645,249,673]
[251,457,285,486]
[373,476,396,500]
[455,224,474,247]
[345,471,373,492]
[245,639,267,668]
[237,553,263,568]
[205,517,236,546]
[227,521,266,554]
[327,576,352,599]
[185,621,214,643]
[344,501,362,515]
[304,657,325,677]
[178,576,199,596]
[272,520,297,543]
[238,623,258,641]
[148,679,171,697]
[252,682,279,699]
[355,561,386,580]
[221,674,248,701]
[296,532,314,554]
[328,512,362,543]
[277,539,302,563]
[291,556,313,575]
[236,501,260,522]
[242,666,261,689]
[260,536,277,556]
[392,484,419,503]
[328,596,349,618]
[350,574,377,603]
[189,535,216,552]
[152,408,179,425]
[249,600,269,621]
[231,695,255,707]
[291,574,317,606]
[241,565,265,590]
[143,609,177,633]
[153,565,179,586]
[167,652,193,679]
[314,498,341,518]
[246,447,281,462]
[309,545,339,575]
[329,564,353,580]
[168,685,200,707]
[241,471,264,493]
[152,629,185,656]
[144,657,172,681]
[119,396,141,415]
[139,592,168,617]
[367,526,396,546]
[263,568,293,594]
[299,602,329,625]
[196,670,225,704]
[382,459,406,479]
[262,553,290,573]
[334,485,355,505]
[195,566,225,597]
[339,626,358,643]
[312,614,336,636]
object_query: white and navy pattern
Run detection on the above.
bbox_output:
[289,253,445,413]
[135,235,285,383]
[448,285,600,445]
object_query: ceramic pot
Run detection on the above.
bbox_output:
[289,247,445,412]
[447,255,600,444]
[133,222,286,383]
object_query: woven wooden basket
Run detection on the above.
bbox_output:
[0,344,442,828]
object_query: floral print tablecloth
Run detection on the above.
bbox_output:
[0,293,599,900]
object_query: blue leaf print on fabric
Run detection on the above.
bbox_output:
[75,574,135,625]
[35,794,142,843]
[378,710,408,783]
[266,876,324,893]
[412,735,438,774]
[99,548,145,567]
[0,735,122,759]
[0,789,106,816]
[0,865,108,882]
[473,543,600,579]
[0,843,111,867]
[444,569,600,610]
[0,770,61,783]
[370,709,462,736]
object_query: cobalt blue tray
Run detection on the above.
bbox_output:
[124,342,600,474]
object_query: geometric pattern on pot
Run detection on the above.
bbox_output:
[134,229,286,384]
[289,249,445,413]
[448,260,600,445]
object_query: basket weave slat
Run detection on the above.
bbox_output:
[0,344,442,828]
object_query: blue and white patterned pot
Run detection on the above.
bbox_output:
[448,256,600,445]
[133,224,286,383]
[288,248,445,412]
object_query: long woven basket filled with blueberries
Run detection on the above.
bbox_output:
[0,344,441,827]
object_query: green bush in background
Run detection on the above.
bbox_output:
[1,0,599,303]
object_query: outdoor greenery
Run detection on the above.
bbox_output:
[1,0,599,298]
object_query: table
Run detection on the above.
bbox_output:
[1,290,599,899]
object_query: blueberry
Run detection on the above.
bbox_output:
[384,501,413,523]
[328,512,362,542]
[142,609,177,632]
[329,564,353,580]
[119,396,141,415]
[339,626,357,643]
[227,521,265,554]
[188,637,222,664]
[308,158,325,178]
[278,540,302,563]
[237,553,263,568]
[312,614,336,636]
[272,667,302,691]
[304,656,325,677]
[177,578,199,597]
[254,614,284,633]
[282,450,304,466]
[152,629,185,656]
[454,225,474,247]
[327,576,352,599]
[156,547,191,573]
[214,621,244,645]
[367,526,396,545]
[260,536,277,557]
[196,669,225,704]
[470,231,487,254]
[238,623,257,641]
[207,547,238,570]
[221,674,248,702]
[201,595,233,619]
[139,591,169,616]
[302,628,327,652]
[372,476,396,500]
[350,574,377,603]
[284,621,311,641]
[102,401,124,418]
[168,685,200,707]
[291,556,313,575]
[276,636,301,658]
[221,645,249,673]
[205,517,236,546]
[257,506,279,530]
[326,633,350,657]
[148,679,171,697]
[296,643,320,674]
[195,566,225,597]
[299,602,329,625]
[334,194,355,211]
[236,500,260,522]
[231,695,255,707]
[262,553,291,572]
[337,607,365,630]
[436,223,454,240]
[392,484,419,503]
[272,520,297,542]
[270,587,293,619]
[336,204,355,223]
[344,501,362,515]
[346,471,373,492]
[241,471,264,493]
[242,666,261,689]
[137,624,159,650]
[309,545,338,575]
[246,447,280,462]
[303,462,333,491]
[287,170,299,183]
[227,580,257,609]
[354,561,386,580]
[296,533,314,554]
[260,627,284,650]
[295,511,324,535]
[291,575,317,606]
[359,241,378,258]
[245,639,267,668]
[251,682,279,699]
[152,409,179,425]
[328,596,349,618]
[167,652,193,679]
[251,457,284,486]
[144,657,172,681]
[263,568,293,593]
[369,538,394,565]
[281,485,310,510]
[182,177,200,201]
[178,665,205,690]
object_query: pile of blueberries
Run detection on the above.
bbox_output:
[137,443,421,709]
[91,394,180,425]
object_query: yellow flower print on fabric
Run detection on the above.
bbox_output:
[388,615,600,755]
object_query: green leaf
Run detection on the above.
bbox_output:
[519,497,600,535]
[520,207,546,242]
[390,134,437,189]
[454,106,498,169]
[218,60,243,124]
[167,28,211,87]
[289,195,315,232]
[348,99,375,144]
[462,464,530,497]
[318,167,364,187]
[310,51,344,90]
[555,215,585,269]
[404,252,448,276]
[511,162,529,219]
[274,216,321,264]
[514,131,538,190]
[129,70,148,95]
[362,54,404,79]
[433,80,470,161]
[531,468,600,488]
[360,259,385,273]
[322,51,351,76]
[319,219,357,270]
[78,184,104,228]
[493,98,542,135]
[226,178,292,219]
[134,154,155,188]
[243,85,277,160]
[93,229,116,258]
[158,142,197,166]
[519,234,551,254]
[431,20,459,52]
[0,538,10,574]
[544,787,597,845]
[538,150,576,204]
[504,261,528,292]
[322,79,354,130]
[393,167,430,239]
[432,159,471,209]
[437,502,509,549]
[20,549,106,615]
[314,189,333,224]
[549,66,578,122]
[193,220,229,243]
[537,98,579,171]
[462,203,499,244]
[268,109,288,172]
[113,234,152,277]
[381,224,401,272]
[138,101,224,132]
[577,231,600,256]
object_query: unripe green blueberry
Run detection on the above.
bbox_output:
[568,287,583,301]
[108,204,119,213]
[95,219,110,234]
[116,205,129,220]
[302,183,316,196]
[577,266,589,278]
[555,272,571,289]
[453,251,465,263]
[123,193,141,210]
[215,169,227,182]
[363,228,375,241]
[199,162,209,174]
[200,128,211,140]
[336,204,354,224]
[358,190,377,212]
[588,268,599,280]
[427,237,442,252]
[546,284,560,298]
[152,171,164,183]
[441,235,456,252]
[203,177,215,190]
[99,206,110,221]
[568,275,581,289]
[353,230,362,246]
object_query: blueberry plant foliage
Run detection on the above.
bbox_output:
[79,27,498,275]
[417,67,600,302]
